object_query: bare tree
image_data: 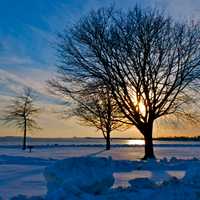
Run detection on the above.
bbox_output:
[49,79,129,150]
[54,6,200,159]
[2,87,41,150]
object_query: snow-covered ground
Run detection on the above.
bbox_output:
[0,145,200,199]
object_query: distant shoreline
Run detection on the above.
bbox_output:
[0,136,200,141]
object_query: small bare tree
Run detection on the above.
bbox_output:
[2,87,41,150]
[49,79,129,150]
[54,6,200,159]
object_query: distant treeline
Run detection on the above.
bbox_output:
[154,136,200,141]
[1,136,200,142]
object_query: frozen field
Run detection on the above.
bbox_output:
[0,140,200,199]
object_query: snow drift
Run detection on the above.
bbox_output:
[6,156,200,200]
[44,156,114,199]
[43,156,200,200]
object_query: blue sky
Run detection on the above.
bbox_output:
[0,0,200,138]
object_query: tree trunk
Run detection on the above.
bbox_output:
[142,121,155,160]
[22,120,27,150]
[106,130,111,150]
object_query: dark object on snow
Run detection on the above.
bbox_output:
[27,145,34,153]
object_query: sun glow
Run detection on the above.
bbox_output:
[138,101,146,117]
[129,88,147,118]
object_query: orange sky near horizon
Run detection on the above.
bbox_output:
[1,115,200,138]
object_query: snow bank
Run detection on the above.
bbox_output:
[44,156,114,199]
[183,165,200,187]
[43,156,200,200]
[129,178,156,189]
[7,156,200,200]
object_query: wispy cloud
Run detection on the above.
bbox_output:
[0,67,57,102]
[0,55,34,66]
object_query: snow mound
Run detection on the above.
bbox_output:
[129,178,156,189]
[44,156,114,199]
[183,166,200,187]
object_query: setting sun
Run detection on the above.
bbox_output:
[138,101,146,117]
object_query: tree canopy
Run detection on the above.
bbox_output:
[2,87,41,149]
[53,6,200,159]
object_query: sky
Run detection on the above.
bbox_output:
[0,0,200,138]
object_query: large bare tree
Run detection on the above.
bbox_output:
[2,87,41,150]
[54,6,200,159]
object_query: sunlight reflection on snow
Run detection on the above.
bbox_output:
[127,139,145,146]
